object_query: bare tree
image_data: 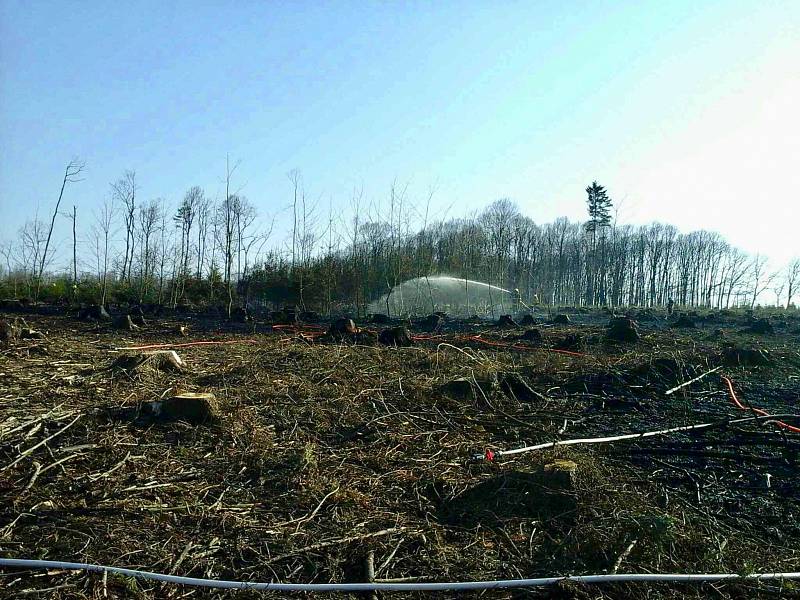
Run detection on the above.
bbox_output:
[784,258,800,309]
[218,156,241,316]
[195,194,211,279]
[65,205,78,300]
[233,195,256,283]
[36,158,85,299]
[20,219,48,297]
[137,199,162,302]
[112,170,137,282]
[345,186,364,315]
[156,207,172,305]
[288,169,301,272]
[233,196,260,282]
[748,254,777,309]
[174,187,203,300]
[91,199,116,307]
[0,241,18,297]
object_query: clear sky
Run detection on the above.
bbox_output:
[1,0,798,266]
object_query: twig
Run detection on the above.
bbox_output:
[17,584,77,596]
[0,405,69,440]
[116,340,260,351]
[1,415,82,472]
[376,538,404,576]
[435,343,479,362]
[88,452,131,481]
[169,542,195,575]
[22,461,42,492]
[611,539,638,573]
[265,527,410,564]
[38,453,82,476]
[664,367,721,395]
[474,413,800,461]
[282,487,339,533]
[365,550,377,600]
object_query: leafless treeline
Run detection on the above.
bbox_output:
[1,166,798,312]
[1,166,272,310]
[288,198,797,313]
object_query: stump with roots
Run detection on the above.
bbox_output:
[519,328,543,343]
[378,326,413,347]
[271,309,298,325]
[439,378,475,401]
[671,313,696,328]
[109,350,185,374]
[442,463,578,526]
[551,313,571,324]
[416,314,442,332]
[606,317,640,342]
[231,306,250,323]
[129,307,147,327]
[722,345,772,366]
[79,304,111,321]
[327,318,357,338]
[113,314,139,331]
[495,314,518,328]
[499,372,540,402]
[0,318,20,344]
[743,318,774,335]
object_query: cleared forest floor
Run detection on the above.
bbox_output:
[1,308,799,599]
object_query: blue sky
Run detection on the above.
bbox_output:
[1,0,798,265]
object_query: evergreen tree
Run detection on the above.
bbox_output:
[585,181,612,232]
[584,181,613,306]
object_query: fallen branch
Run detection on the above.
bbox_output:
[116,340,260,351]
[473,413,800,461]
[0,405,69,441]
[611,539,638,574]
[664,366,721,396]
[1,415,82,472]
[265,527,410,565]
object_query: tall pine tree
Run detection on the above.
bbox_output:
[584,181,613,306]
[584,181,612,233]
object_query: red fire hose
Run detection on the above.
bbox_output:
[721,375,800,433]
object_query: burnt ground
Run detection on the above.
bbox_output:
[0,308,799,599]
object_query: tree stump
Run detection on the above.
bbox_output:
[495,314,518,328]
[606,317,640,342]
[519,328,543,343]
[161,392,220,424]
[113,314,139,331]
[378,326,414,347]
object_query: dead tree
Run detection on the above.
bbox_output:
[195,194,211,279]
[65,205,78,301]
[92,199,116,308]
[36,158,85,299]
[749,254,776,309]
[137,199,162,302]
[783,258,800,309]
[112,170,137,283]
[0,242,17,297]
[218,155,241,316]
[174,187,202,300]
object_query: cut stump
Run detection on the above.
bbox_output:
[161,392,220,424]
